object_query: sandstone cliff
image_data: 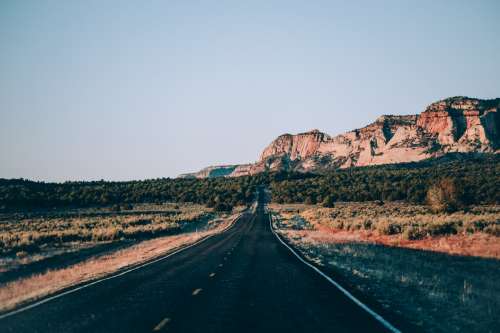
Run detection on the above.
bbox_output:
[179,97,499,178]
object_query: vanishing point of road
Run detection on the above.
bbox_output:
[0,193,406,333]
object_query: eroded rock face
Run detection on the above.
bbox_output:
[179,97,499,178]
[416,97,500,149]
[259,130,329,162]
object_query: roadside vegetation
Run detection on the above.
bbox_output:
[272,202,500,240]
[0,212,239,313]
[0,203,250,287]
[0,203,211,256]
[0,200,245,312]
[281,230,499,333]
[270,204,500,332]
[270,202,500,257]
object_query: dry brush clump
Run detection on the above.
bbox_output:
[426,178,464,213]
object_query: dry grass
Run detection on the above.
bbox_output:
[0,203,211,255]
[278,231,500,332]
[269,202,500,258]
[269,205,500,332]
[0,203,225,289]
[0,213,238,313]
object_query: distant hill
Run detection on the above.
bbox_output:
[181,96,499,178]
[178,165,240,179]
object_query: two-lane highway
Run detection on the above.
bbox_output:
[1,197,398,332]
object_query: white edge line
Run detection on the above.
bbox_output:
[0,213,243,321]
[268,213,402,333]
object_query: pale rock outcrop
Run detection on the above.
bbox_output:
[178,165,239,179]
[259,130,328,162]
[179,97,499,178]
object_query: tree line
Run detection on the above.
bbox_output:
[0,154,498,212]
[0,175,268,212]
[270,154,499,206]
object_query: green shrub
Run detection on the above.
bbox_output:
[322,195,335,208]
[213,202,232,212]
[362,219,373,230]
[426,221,458,237]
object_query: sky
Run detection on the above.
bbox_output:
[1,0,499,181]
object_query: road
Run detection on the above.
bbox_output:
[1,196,400,332]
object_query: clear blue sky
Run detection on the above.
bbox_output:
[1,0,499,181]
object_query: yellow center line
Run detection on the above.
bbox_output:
[192,288,203,296]
[153,317,170,331]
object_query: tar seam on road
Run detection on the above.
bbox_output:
[0,214,243,321]
[268,213,402,333]
[152,317,170,331]
[192,288,203,296]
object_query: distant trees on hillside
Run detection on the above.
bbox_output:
[0,155,498,212]
[0,175,268,212]
[269,155,499,206]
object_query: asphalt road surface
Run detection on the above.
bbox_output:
[1,197,401,333]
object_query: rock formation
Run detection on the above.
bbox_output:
[179,97,499,178]
[179,165,239,179]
